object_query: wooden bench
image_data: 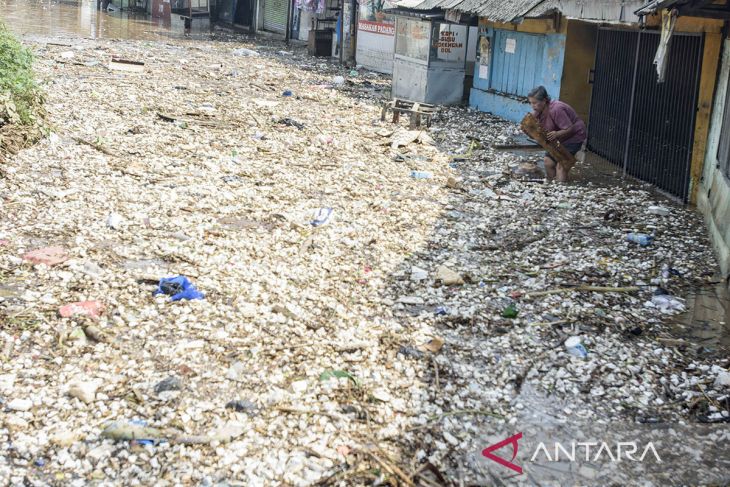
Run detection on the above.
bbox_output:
[381,99,438,129]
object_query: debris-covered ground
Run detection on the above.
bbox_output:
[0,31,728,486]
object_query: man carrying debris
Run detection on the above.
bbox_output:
[527,86,587,182]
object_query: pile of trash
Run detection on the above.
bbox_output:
[0,33,727,486]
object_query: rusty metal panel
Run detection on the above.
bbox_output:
[152,0,171,18]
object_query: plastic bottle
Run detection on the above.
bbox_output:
[626,232,654,247]
[564,336,588,358]
[410,170,433,179]
[647,205,670,216]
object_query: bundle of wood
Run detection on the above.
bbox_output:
[520,112,577,172]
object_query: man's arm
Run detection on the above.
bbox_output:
[546,106,576,141]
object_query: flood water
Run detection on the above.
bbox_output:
[0,0,212,41]
[673,281,730,354]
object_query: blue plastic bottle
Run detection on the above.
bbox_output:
[410,170,433,179]
[627,232,653,247]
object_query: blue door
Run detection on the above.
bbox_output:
[490,30,545,97]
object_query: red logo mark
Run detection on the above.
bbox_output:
[482,432,523,475]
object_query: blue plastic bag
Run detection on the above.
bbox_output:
[311,208,334,227]
[154,276,204,301]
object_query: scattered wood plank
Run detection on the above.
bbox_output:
[522,286,640,298]
[72,136,118,157]
[493,143,543,151]
[109,58,145,73]
[520,113,577,171]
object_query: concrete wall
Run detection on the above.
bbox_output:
[356,20,396,74]
[698,37,730,278]
[469,18,567,123]
[559,20,597,125]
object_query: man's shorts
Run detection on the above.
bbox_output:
[545,142,584,162]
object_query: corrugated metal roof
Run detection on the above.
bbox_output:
[393,0,427,8]
[634,0,687,16]
[406,0,547,22]
[526,0,645,23]
[456,0,548,20]
[400,0,645,23]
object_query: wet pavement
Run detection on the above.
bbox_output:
[673,281,730,353]
[494,146,730,355]
[1,0,212,41]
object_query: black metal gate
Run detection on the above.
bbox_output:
[588,28,703,202]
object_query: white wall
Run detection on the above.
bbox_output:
[356,20,396,74]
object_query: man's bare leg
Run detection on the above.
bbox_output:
[544,156,557,180]
[556,162,569,182]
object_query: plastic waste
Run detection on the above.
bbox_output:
[107,212,124,229]
[277,118,304,130]
[502,304,518,318]
[102,420,160,445]
[434,306,449,316]
[282,90,293,97]
[650,294,685,313]
[410,171,433,179]
[333,76,345,85]
[627,232,654,247]
[647,205,670,216]
[564,336,588,358]
[154,276,204,301]
[232,48,259,57]
[311,208,334,227]
[410,266,428,281]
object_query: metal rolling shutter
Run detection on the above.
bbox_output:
[263,0,287,33]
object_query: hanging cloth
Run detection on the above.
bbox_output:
[654,8,678,83]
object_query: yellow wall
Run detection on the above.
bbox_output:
[559,20,598,124]
[690,31,723,203]
[645,13,724,33]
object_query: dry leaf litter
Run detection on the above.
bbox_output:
[0,33,728,486]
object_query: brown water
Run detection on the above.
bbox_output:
[673,282,730,354]
[0,0,211,41]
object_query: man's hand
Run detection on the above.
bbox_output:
[546,131,559,141]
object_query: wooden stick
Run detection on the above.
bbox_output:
[363,451,415,487]
[523,286,640,298]
[274,406,341,421]
[530,319,570,327]
[72,136,118,156]
[432,355,440,390]
[428,409,504,422]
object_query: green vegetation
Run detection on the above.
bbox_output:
[0,22,44,127]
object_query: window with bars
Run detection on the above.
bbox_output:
[718,75,730,179]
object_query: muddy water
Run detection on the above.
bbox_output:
[673,282,730,353]
[0,0,211,41]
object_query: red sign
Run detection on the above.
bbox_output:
[358,20,395,36]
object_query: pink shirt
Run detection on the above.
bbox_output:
[536,100,587,145]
